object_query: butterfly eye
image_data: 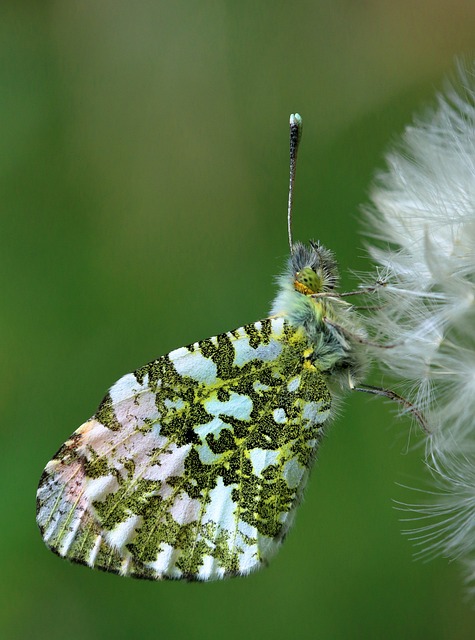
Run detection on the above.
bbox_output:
[294,266,323,294]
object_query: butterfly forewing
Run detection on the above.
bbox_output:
[36,317,331,580]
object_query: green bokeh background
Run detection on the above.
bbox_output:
[3,2,475,638]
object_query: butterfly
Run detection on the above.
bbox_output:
[36,114,370,580]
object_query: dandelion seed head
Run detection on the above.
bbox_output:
[362,62,475,595]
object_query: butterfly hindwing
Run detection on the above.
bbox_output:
[36,317,332,580]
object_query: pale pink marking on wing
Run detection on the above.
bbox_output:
[169,493,202,525]
[113,389,160,428]
[141,442,191,482]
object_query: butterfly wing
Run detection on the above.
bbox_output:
[37,317,331,580]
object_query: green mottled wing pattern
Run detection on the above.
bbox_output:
[36,317,331,580]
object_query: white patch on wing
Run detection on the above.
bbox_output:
[149,543,182,578]
[203,477,235,533]
[88,534,102,567]
[303,400,329,424]
[58,514,82,556]
[195,416,233,463]
[85,474,120,503]
[169,348,217,384]
[287,375,301,392]
[238,540,261,574]
[282,457,305,488]
[204,392,253,420]
[272,407,287,424]
[253,380,270,392]
[114,389,160,429]
[196,439,221,464]
[170,494,202,525]
[271,317,285,334]
[75,420,112,458]
[194,416,227,439]
[249,448,280,476]
[120,555,132,576]
[157,480,174,500]
[112,429,167,469]
[110,372,148,403]
[233,335,283,367]
[199,554,229,580]
[164,398,186,411]
[237,519,255,540]
[105,515,142,550]
[142,442,191,482]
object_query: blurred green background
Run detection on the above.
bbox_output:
[2,2,475,638]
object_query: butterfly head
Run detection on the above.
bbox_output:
[292,241,339,296]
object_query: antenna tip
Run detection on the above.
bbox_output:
[289,113,302,127]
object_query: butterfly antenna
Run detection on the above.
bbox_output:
[288,113,303,254]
